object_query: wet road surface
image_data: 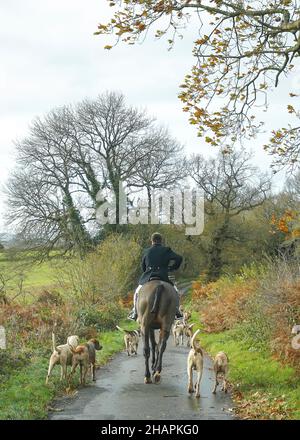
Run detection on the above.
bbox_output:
[49,342,235,420]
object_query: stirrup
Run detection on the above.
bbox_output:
[128,310,138,321]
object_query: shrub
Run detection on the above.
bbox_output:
[36,290,64,306]
[0,349,31,383]
[0,302,80,349]
[76,303,126,332]
[60,234,142,306]
[191,259,300,371]
[193,275,258,332]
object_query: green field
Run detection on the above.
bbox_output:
[0,251,70,301]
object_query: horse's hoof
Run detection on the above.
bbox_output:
[144,377,152,384]
[153,372,161,384]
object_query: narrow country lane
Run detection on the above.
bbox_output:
[49,342,236,420]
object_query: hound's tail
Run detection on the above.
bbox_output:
[191,329,202,353]
[52,332,62,354]
[116,325,131,334]
[52,332,56,352]
[150,283,164,315]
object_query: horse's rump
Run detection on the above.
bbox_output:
[138,280,177,330]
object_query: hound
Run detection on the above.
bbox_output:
[172,319,185,346]
[184,323,195,346]
[45,333,79,384]
[212,351,229,394]
[187,329,203,398]
[69,339,102,385]
[116,326,141,356]
[291,324,300,350]
[183,311,191,325]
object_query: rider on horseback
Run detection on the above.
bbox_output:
[128,232,184,320]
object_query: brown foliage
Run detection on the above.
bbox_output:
[267,282,300,371]
[191,264,300,370]
[233,390,292,420]
[193,277,258,333]
[0,301,79,348]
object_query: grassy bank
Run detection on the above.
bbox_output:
[0,319,137,420]
[186,263,300,421]
[191,312,300,420]
[197,326,300,420]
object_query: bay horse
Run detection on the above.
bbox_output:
[137,279,177,384]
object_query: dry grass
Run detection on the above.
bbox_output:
[193,277,258,333]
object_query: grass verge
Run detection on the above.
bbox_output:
[190,311,300,420]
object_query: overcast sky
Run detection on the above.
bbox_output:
[1,0,298,231]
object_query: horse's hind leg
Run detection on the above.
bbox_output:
[142,330,152,384]
[153,330,169,383]
[149,328,156,372]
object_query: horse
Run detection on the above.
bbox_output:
[137,279,177,384]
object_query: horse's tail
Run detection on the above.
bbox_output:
[150,283,164,315]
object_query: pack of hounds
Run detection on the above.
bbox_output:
[45,307,229,398]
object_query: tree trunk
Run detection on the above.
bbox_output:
[147,186,152,225]
[63,189,92,256]
[206,215,230,282]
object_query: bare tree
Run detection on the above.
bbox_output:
[5,92,186,254]
[285,168,300,205]
[190,150,271,280]
[75,92,163,223]
[128,128,188,219]
[6,106,93,257]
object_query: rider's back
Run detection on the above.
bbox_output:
[139,243,182,285]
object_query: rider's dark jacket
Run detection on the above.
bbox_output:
[138,243,183,285]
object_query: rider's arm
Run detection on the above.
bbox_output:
[167,249,183,271]
[141,254,146,272]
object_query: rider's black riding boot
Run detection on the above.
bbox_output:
[175,291,183,319]
[175,308,183,319]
